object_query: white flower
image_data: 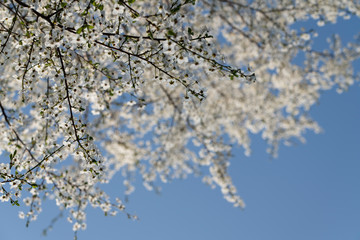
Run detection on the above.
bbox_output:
[72,222,81,231]
[301,33,311,40]
[317,20,325,27]
[18,211,25,219]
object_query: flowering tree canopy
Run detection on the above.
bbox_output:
[0,0,359,233]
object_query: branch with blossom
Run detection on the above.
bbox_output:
[0,0,359,236]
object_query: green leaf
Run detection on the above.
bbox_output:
[76,26,84,34]
[128,0,136,4]
[148,31,154,40]
[167,29,176,37]
[131,12,139,18]
[188,27,194,36]
[10,150,17,161]
[11,199,20,206]
[170,4,181,14]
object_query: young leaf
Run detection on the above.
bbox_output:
[76,26,85,34]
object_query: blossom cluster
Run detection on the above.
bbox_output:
[0,0,359,233]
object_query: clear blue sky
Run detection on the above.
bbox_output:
[1,17,359,240]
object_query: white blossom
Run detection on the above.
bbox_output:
[0,0,359,233]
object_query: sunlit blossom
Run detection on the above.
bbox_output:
[0,0,358,233]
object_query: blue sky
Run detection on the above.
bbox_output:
[1,15,360,240]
